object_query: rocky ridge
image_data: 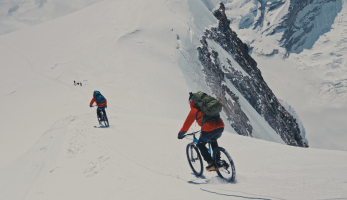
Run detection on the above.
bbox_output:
[197,2,308,147]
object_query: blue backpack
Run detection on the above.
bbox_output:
[94,91,106,104]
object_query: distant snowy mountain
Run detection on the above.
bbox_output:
[222,0,343,55]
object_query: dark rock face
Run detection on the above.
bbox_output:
[197,2,308,147]
[197,38,253,137]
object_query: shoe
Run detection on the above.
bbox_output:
[206,161,218,171]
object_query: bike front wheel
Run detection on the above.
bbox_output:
[186,143,203,176]
[213,147,236,182]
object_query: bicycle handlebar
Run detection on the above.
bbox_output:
[184,130,201,138]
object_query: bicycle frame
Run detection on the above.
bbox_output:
[185,131,212,157]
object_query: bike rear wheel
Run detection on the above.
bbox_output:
[213,147,236,182]
[101,110,109,127]
[186,143,203,176]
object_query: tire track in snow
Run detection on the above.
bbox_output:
[94,118,285,200]
[0,116,73,200]
[95,130,184,180]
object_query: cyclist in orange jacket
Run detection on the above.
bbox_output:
[178,92,224,171]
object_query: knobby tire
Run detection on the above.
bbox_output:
[186,143,203,176]
[213,147,236,182]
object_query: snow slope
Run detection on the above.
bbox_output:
[0,0,105,36]
[0,0,189,166]
[1,113,347,199]
[0,0,346,199]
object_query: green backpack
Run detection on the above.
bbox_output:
[191,91,222,124]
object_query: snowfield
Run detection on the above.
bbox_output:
[1,113,347,199]
[0,0,104,36]
[0,0,346,199]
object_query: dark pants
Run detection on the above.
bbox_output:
[197,127,224,163]
[96,107,106,120]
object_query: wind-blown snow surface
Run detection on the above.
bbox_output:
[0,0,105,36]
[0,0,347,199]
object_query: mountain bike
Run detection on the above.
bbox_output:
[184,131,236,182]
[91,106,109,127]
[98,108,109,127]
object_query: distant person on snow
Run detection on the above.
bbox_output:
[178,92,225,171]
[74,80,76,86]
[90,91,107,123]
[80,82,82,86]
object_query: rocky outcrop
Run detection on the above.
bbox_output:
[197,2,308,147]
[197,38,253,136]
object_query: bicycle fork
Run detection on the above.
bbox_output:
[208,143,213,159]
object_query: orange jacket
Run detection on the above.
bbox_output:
[90,96,107,107]
[180,101,224,133]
